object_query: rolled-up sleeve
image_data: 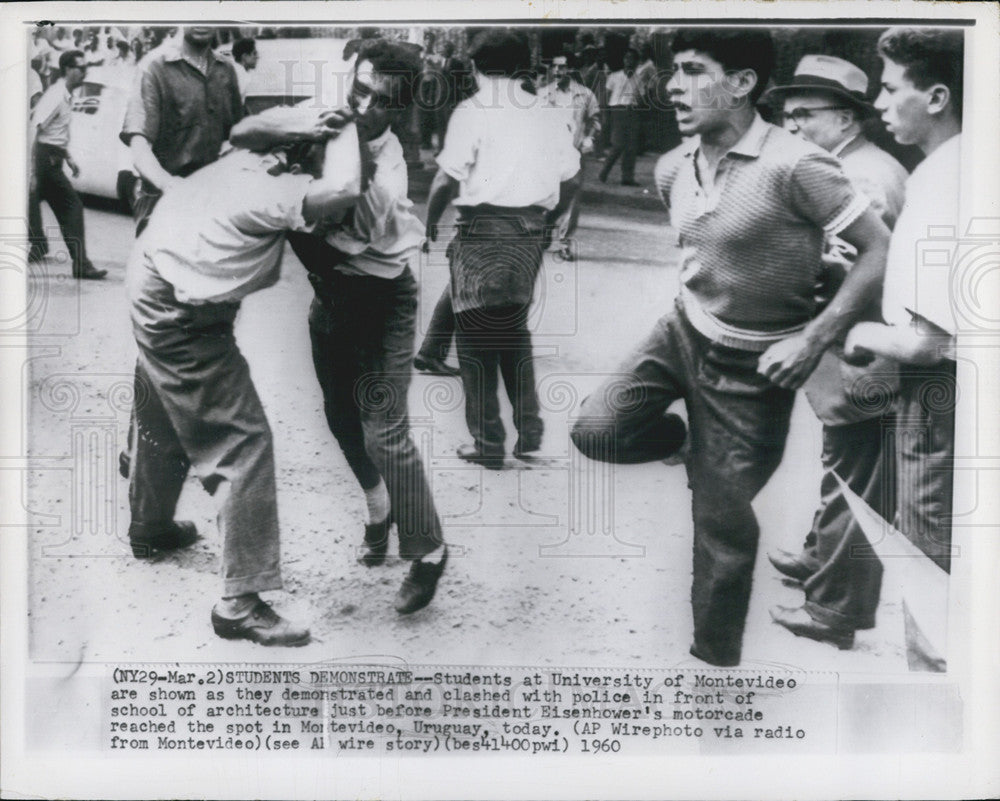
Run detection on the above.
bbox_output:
[120,65,160,146]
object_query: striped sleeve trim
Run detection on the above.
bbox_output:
[823,193,869,236]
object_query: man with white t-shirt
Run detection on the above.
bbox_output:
[424,29,580,468]
[843,27,963,671]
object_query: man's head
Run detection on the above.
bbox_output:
[59,50,87,90]
[233,38,258,70]
[667,28,775,137]
[763,55,873,151]
[623,48,639,73]
[552,55,570,87]
[348,39,423,141]
[639,42,654,64]
[183,27,215,49]
[467,29,531,78]
[875,27,963,148]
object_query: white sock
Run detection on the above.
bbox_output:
[365,479,390,525]
[419,544,445,564]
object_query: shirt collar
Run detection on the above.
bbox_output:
[164,42,221,71]
[682,112,771,161]
[830,133,861,159]
[365,126,393,157]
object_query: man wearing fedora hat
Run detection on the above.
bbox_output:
[761,54,908,651]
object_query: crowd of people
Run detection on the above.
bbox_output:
[27,24,962,671]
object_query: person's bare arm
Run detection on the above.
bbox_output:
[844,318,954,366]
[231,106,352,152]
[129,135,180,191]
[424,168,460,242]
[757,206,890,389]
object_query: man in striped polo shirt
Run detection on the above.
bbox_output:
[571,29,891,667]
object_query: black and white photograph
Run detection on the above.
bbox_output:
[1,2,998,799]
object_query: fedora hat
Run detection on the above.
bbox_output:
[763,54,876,115]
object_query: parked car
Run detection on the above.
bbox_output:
[67,38,352,209]
[68,65,136,209]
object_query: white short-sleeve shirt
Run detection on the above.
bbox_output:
[436,76,580,210]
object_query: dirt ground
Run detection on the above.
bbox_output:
[23,191,911,674]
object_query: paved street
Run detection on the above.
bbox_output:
[25,158,909,672]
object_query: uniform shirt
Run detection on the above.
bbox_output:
[121,42,243,177]
[606,69,641,107]
[32,78,74,149]
[654,113,868,351]
[539,79,601,151]
[328,127,425,279]
[135,149,313,304]
[882,134,961,336]
[436,75,579,210]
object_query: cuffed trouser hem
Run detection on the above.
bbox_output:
[803,599,873,632]
[223,570,283,599]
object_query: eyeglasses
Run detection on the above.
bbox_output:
[349,78,399,112]
[779,105,846,123]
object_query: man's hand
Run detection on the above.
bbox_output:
[29,172,38,195]
[66,155,80,178]
[757,334,825,389]
[311,109,353,142]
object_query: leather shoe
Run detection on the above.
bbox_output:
[769,605,854,650]
[457,443,504,470]
[357,517,391,567]
[413,354,460,377]
[75,265,108,280]
[129,520,199,558]
[621,179,641,187]
[767,549,816,582]
[513,436,542,459]
[689,643,740,667]
[211,600,310,647]
[394,547,447,615]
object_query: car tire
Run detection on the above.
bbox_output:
[116,170,137,214]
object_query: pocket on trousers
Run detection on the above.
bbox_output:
[697,343,773,397]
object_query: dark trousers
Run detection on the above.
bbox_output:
[455,305,544,455]
[571,302,794,665]
[895,361,955,573]
[132,179,163,236]
[28,143,92,274]
[600,107,639,183]
[801,416,894,630]
[308,268,442,561]
[417,285,456,362]
[127,258,282,597]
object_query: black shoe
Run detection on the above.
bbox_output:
[394,547,448,615]
[598,170,609,184]
[621,179,641,187]
[118,449,131,480]
[689,643,740,667]
[28,247,48,264]
[128,520,199,558]
[357,517,391,567]
[211,600,310,647]
[457,443,505,470]
[769,605,855,650]
[767,549,816,583]
[75,265,107,280]
[513,436,542,459]
[413,354,460,377]
[556,242,575,261]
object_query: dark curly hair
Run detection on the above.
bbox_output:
[878,27,963,120]
[671,28,775,104]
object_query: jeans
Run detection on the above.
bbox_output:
[455,304,544,454]
[571,301,794,665]
[801,416,894,630]
[308,268,443,561]
[128,258,282,597]
[28,143,93,274]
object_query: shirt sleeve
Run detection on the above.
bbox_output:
[240,171,315,233]
[789,151,869,236]
[435,103,479,182]
[120,61,161,146]
[327,175,395,255]
[653,153,674,226]
[30,85,61,132]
